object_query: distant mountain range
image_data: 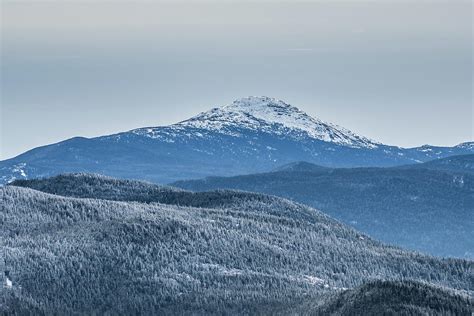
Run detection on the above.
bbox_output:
[401,153,474,175]
[3,174,473,314]
[173,154,474,258]
[1,96,473,185]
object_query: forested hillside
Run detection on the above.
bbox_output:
[311,280,473,316]
[2,180,472,314]
[11,174,319,215]
[173,160,474,258]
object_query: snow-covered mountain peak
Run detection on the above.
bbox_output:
[226,96,292,110]
[221,96,310,126]
[132,96,380,149]
[174,96,379,148]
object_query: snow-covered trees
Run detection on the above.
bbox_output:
[1,175,473,314]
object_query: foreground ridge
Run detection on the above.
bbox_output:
[2,174,473,314]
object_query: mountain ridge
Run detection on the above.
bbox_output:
[3,174,473,313]
[172,155,474,258]
[1,96,472,184]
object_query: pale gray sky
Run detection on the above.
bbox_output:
[1,0,472,159]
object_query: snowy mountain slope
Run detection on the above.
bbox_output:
[141,96,380,149]
[1,97,473,185]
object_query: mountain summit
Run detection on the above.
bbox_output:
[1,97,473,184]
[133,96,379,149]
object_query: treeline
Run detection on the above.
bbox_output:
[10,173,330,224]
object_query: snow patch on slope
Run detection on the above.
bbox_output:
[1,163,28,185]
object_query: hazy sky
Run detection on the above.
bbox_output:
[1,0,472,160]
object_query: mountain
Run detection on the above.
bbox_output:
[403,153,474,175]
[1,96,473,185]
[172,158,474,258]
[3,174,473,314]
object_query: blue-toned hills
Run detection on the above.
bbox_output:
[173,155,474,258]
[1,96,472,185]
